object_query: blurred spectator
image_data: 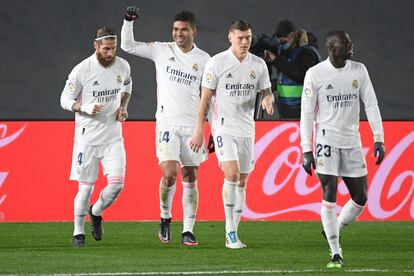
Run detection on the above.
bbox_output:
[265,20,321,119]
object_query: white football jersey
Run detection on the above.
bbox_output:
[300,58,384,152]
[121,20,210,126]
[202,49,271,137]
[60,54,132,145]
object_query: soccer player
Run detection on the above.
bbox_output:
[190,19,274,249]
[121,7,210,246]
[300,30,385,268]
[60,27,132,247]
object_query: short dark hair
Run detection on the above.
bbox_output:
[95,26,117,43]
[174,11,196,27]
[325,30,347,47]
[229,19,251,32]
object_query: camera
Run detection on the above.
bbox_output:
[250,34,281,59]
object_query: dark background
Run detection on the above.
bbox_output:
[1,0,413,120]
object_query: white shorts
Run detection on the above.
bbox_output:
[70,139,126,182]
[213,132,255,174]
[315,142,367,178]
[156,123,207,166]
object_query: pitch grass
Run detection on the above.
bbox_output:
[0,221,413,275]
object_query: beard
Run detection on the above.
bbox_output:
[96,52,115,67]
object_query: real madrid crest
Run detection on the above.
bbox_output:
[206,73,212,81]
[250,70,256,80]
[318,159,325,167]
[117,75,123,84]
[352,80,358,89]
[192,63,199,72]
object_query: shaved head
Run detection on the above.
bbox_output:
[325,30,347,50]
[325,30,353,67]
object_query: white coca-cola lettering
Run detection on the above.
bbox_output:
[244,123,414,220]
[245,123,326,218]
[0,124,27,221]
[0,124,26,147]
[368,131,414,219]
[0,172,7,204]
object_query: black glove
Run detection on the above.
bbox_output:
[374,142,385,165]
[302,151,316,176]
[207,134,215,154]
[125,6,140,21]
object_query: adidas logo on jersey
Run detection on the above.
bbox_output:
[327,84,334,89]
[169,57,175,62]
[226,73,233,78]
[93,81,100,86]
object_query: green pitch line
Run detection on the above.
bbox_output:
[0,221,413,275]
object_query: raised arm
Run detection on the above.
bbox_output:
[120,6,156,59]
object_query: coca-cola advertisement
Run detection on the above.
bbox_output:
[0,121,413,222]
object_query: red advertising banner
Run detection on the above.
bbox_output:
[0,121,413,222]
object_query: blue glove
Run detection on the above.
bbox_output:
[125,6,140,21]
[374,142,385,165]
[302,151,316,176]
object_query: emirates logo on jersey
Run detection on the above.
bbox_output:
[352,80,358,89]
[192,63,199,72]
[117,75,123,84]
[250,70,256,80]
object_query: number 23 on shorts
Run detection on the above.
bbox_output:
[316,143,331,157]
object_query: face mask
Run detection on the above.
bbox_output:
[279,42,291,50]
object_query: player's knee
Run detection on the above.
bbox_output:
[224,171,240,182]
[182,171,197,182]
[352,194,367,206]
[322,188,337,202]
[163,175,177,186]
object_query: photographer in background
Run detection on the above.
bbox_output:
[265,20,321,119]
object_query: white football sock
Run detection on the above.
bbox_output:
[92,176,124,216]
[234,186,246,231]
[321,200,340,256]
[73,182,94,236]
[338,199,365,231]
[182,181,198,233]
[159,179,176,219]
[222,179,238,233]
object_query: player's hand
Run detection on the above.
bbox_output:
[125,6,140,21]
[207,133,215,153]
[81,103,103,116]
[374,142,385,165]
[116,106,128,122]
[190,132,204,153]
[264,50,277,63]
[302,151,316,176]
[261,94,274,115]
